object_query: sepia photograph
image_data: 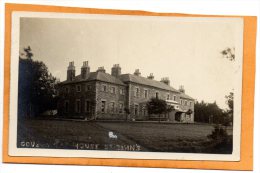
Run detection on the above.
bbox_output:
[8,11,243,161]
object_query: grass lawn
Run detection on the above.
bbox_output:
[17,119,233,153]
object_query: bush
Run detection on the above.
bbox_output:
[208,124,228,140]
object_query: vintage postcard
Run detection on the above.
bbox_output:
[3,4,256,170]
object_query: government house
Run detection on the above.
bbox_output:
[57,61,195,122]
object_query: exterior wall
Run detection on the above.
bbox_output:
[57,81,96,119]
[178,96,195,123]
[95,81,127,120]
[57,80,195,123]
[127,82,180,121]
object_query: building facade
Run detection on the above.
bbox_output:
[57,61,195,122]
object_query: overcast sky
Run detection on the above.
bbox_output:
[19,15,243,109]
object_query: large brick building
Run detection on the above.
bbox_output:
[57,61,195,122]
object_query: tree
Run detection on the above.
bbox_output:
[146,97,167,122]
[18,46,59,118]
[194,101,225,124]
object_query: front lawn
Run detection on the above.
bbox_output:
[17,119,233,153]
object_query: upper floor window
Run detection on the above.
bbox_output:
[86,85,92,91]
[101,85,107,92]
[173,95,176,101]
[144,89,148,98]
[189,101,192,106]
[76,85,81,92]
[180,99,183,105]
[111,86,116,94]
[119,88,125,95]
[184,100,187,106]
[167,94,170,100]
[65,87,69,93]
[135,87,139,97]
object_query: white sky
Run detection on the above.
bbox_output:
[19,15,243,109]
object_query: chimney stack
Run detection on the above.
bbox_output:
[134,69,141,76]
[67,61,75,81]
[81,61,90,79]
[111,64,121,77]
[179,85,185,93]
[147,73,154,80]
[160,77,170,85]
[97,66,106,73]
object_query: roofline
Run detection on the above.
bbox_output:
[59,79,126,86]
[125,81,180,93]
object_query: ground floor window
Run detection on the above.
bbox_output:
[64,100,69,113]
[101,100,106,113]
[119,103,123,113]
[110,102,115,113]
[85,100,90,112]
[75,99,81,113]
[134,104,139,115]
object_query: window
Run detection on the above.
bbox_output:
[102,85,107,92]
[180,99,183,105]
[101,101,106,113]
[184,100,187,106]
[65,87,69,93]
[119,103,124,114]
[155,92,159,99]
[143,108,147,116]
[167,94,170,100]
[111,87,116,94]
[135,87,139,97]
[144,89,148,98]
[85,100,90,112]
[64,100,69,113]
[86,85,92,91]
[75,99,81,113]
[76,85,81,92]
[119,88,125,95]
[173,95,176,101]
[110,102,115,113]
[189,101,192,106]
[134,104,139,115]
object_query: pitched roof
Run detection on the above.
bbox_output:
[119,74,179,92]
[60,72,125,85]
[179,92,195,100]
